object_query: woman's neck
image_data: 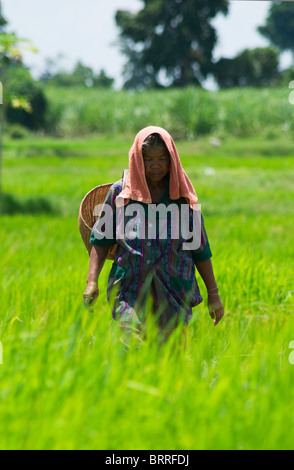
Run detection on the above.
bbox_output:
[146,174,169,190]
[146,175,169,203]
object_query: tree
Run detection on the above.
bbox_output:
[213,47,281,88]
[92,69,114,88]
[41,59,114,88]
[115,0,229,89]
[0,1,38,194]
[46,60,96,87]
[0,1,7,30]
[258,2,294,57]
[6,64,47,130]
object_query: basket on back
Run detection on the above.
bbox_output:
[78,183,117,260]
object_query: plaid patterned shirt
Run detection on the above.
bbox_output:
[90,177,212,327]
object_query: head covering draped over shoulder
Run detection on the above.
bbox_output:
[115,126,198,209]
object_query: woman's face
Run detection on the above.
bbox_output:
[143,147,170,184]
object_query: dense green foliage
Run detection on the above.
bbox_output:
[0,3,44,131]
[0,134,293,449]
[0,1,7,31]
[40,60,114,89]
[5,65,47,130]
[258,2,294,54]
[214,47,280,88]
[42,85,294,139]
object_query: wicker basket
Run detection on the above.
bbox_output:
[78,183,118,260]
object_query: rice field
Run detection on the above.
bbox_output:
[0,132,294,450]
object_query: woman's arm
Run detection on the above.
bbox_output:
[83,244,110,308]
[194,257,217,291]
[195,258,224,326]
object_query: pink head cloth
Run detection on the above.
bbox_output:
[115,126,198,209]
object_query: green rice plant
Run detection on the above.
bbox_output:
[0,135,293,449]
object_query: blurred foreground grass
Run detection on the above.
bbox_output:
[0,134,293,449]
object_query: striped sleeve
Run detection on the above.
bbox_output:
[89,181,122,246]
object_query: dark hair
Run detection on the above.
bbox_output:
[142,133,168,156]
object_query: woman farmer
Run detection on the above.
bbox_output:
[83,126,224,339]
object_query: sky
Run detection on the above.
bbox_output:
[1,0,291,88]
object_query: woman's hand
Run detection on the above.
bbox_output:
[195,259,224,326]
[207,293,224,326]
[84,245,110,311]
[83,281,99,310]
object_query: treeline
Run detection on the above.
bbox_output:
[1,1,294,138]
[3,53,294,139]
